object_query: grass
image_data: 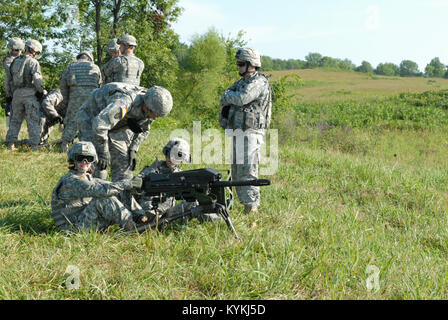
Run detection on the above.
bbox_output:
[2,69,448,299]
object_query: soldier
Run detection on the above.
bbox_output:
[136,138,220,222]
[59,51,102,152]
[219,47,272,214]
[101,38,120,84]
[51,141,146,232]
[5,39,45,151]
[3,37,25,128]
[76,83,173,181]
[39,89,64,145]
[101,34,144,86]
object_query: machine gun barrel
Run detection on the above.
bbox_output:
[212,179,271,188]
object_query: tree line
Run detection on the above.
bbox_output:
[262,53,448,78]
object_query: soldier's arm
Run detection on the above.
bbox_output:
[64,174,133,199]
[129,119,152,152]
[41,93,61,119]
[91,93,133,156]
[31,60,44,93]
[5,66,13,98]
[59,66,70,109]
[221,77,267,107]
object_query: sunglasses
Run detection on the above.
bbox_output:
[236,61,246,67]
[75,155,95,163]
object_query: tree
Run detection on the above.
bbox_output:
[338,59,356,71]
[399,60,421,77]
[425,57,446,78]
[304,52,322,68]
[356,61,373,73]
[375,63,399,76]
[319,56,339,69]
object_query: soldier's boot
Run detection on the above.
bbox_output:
[31,144,41,151]
[122,219,138,232]
[5,142,18,151]
[243,205,258,215]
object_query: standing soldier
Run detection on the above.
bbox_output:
[102,34,144,86]
[39,88,64,145]
[219,47,272,214]
[76,83,172,181]
[101,38,120,84]
[5,39,44,151]
[59,51,102,152]
[3,37,25,128]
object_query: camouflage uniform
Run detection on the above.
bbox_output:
[3,53,18,126]
[51,169,136,232]
[59,52,102,147]
[5,53,44,147]
[220,71,272,209]
[101,53,144,86]
[39,89,64,144]
[76,83,153,181]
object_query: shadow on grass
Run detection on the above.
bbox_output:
[0,200,55,235]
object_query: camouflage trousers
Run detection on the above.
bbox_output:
[230,131,264,207]
[62,88,95,143]
[74,196,134,232]
[5,88,41,146]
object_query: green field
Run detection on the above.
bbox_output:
[1,69,448,299]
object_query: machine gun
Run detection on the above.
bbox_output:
[126,168,270,239]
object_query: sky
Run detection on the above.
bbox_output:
[171,0,448,71]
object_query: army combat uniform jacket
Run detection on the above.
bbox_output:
[51,170,135,231]
[102,53,144,86]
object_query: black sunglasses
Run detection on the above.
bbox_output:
[75,155,95,163]
[236,61,246,67]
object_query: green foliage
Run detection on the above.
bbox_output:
[425,57,446,78]
[375,62,399,76]
[356,61,374,74]
[399,60,421,77]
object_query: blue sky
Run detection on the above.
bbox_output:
[172,0,448,71]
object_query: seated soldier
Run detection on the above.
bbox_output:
[137,138,220,223]
[51,141,148,232]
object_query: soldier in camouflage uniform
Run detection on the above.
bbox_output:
[101,38,120,84]
[59,51,102,152]
[51,141,145,232]
[101,34,144,86]
[39,88,64,145]
[5,39,45,150]
[136,138,220,222]
[219,47,272,214]
[3,37,25,128]
[76,83,173,181]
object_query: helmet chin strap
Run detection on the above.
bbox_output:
[239,61,251,77]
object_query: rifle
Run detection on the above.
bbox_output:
[125,168,271,239]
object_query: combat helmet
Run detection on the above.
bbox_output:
[143,86,173,117]
[235,47,261,68]
[67,141,98,164]
[106,38,120,53]
[163,138,191,164]
[76,50,94,62]
[25,39,42,54]
[7,37,25,51]
[117,34,137,47]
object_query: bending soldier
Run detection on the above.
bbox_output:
[102,34,144,86]
[59,51,102,152]
[5,39,45,151]
[3,37,25,128]
[51,141,146,232]
[76,83,173,181]
[219,47,272,214]
[39,89,64,145]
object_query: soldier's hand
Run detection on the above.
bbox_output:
[55,115,63,124]
[5,96,12,104]
[129,150,137,171]
[130,176,143,190]
[97,154,109,171]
